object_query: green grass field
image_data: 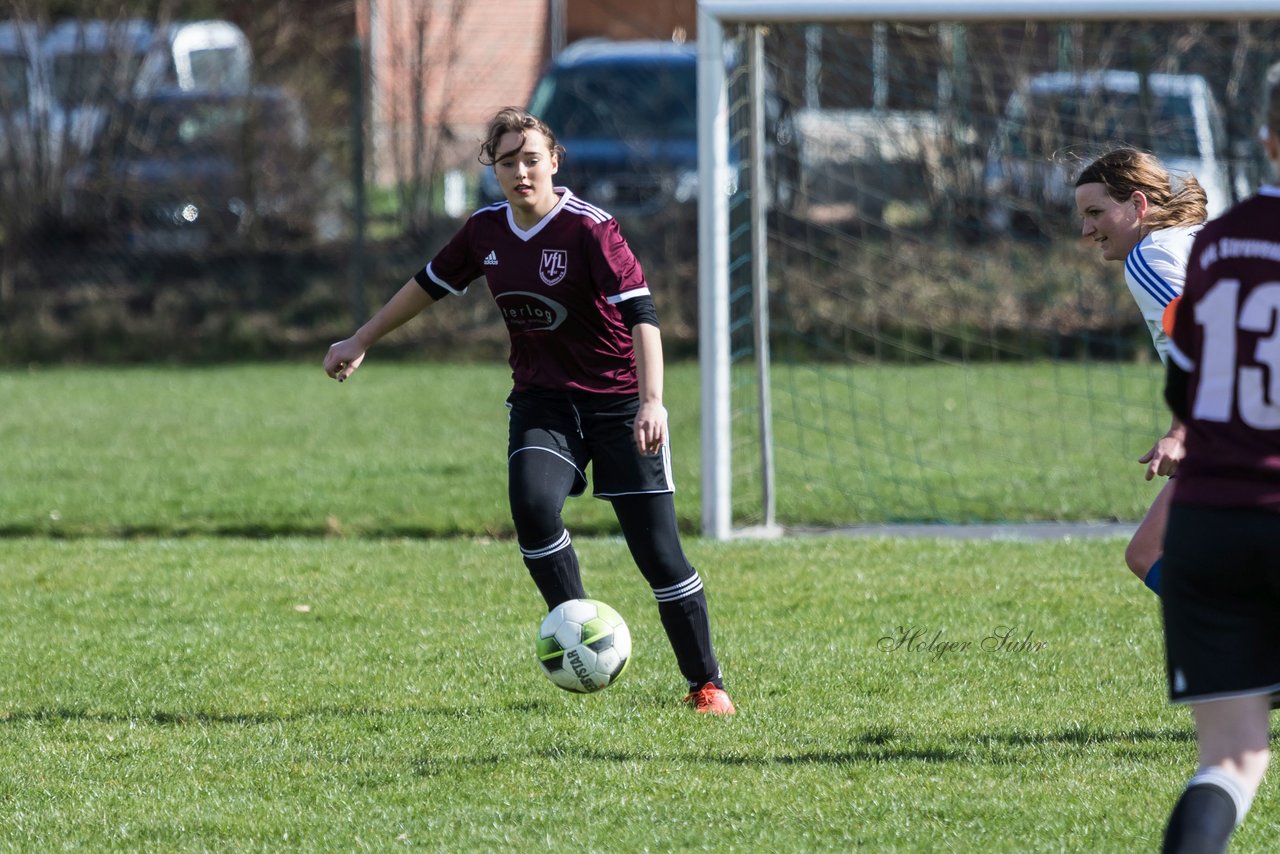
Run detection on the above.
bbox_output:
[0,361,1167,535]
[0,363,1274,850]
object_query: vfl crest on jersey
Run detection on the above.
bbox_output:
[539,249,568,286]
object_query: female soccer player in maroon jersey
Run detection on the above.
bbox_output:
[324,107,734,715]
[1158,62,1280,853]
[1074,148,1209,596]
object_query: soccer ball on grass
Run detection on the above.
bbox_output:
[536,598,631,693]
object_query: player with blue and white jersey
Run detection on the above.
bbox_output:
[1075,147,1209,596]
[324,107,735,715]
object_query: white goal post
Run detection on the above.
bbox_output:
[696,0,1280,539]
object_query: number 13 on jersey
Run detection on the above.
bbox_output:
[1187,279,1280,429]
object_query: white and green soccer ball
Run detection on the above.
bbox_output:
[536,598,631,693]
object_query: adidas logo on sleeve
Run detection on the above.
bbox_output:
[483,250,499,266]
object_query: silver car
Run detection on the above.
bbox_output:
[983,70,1233,238]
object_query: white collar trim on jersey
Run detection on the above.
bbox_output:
[505,188,574,242]
[1261,184,1280,198]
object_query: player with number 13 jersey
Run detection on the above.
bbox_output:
[1155,61,1280,851]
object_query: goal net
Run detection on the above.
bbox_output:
[697,0,1279,537]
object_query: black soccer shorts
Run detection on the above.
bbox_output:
[1162,503,1280,705]
[506,389,675,499]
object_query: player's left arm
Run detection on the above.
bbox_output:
[1129,242,1191,477]
[592,218,666,454]
[1136,245,1189,362]
[631,322,668,456]
[1148,237,1205,477]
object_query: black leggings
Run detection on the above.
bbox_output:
[509,446,692,588]
[509,445,721,687]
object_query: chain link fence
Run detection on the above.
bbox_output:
[0,1,707,365]
[3,7,1277,366]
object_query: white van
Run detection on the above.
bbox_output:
[983,70,1233,236]
[41,18,251,164]
[145,20,252,94]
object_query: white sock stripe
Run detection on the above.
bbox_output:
[653,572,703,602]
[520,530,572,560]
[1190,767,1253,825]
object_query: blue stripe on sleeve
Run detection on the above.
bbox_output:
[1125,249,1179,304]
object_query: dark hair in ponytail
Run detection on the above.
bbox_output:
[1076,147,1208,232]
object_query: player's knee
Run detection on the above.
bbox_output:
[1124,540,1154,577]
[628,537,694,591]
[1235,748,1271,793]
[509,493,562,544]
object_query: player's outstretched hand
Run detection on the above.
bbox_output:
[324,338,366,383]
[1139,432,1185,480]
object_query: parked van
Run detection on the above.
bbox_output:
[41,18,251,165]
[152,20,252,94]
[983,70,1233,237]
[62,86,338,253]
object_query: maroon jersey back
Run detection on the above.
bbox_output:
[419,189,650,394]
[1168,187,1280,510]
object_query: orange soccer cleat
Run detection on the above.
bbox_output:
[683,682,737,716]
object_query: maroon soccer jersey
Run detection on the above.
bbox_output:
[1167,186,1280,510]
[417,189,651,394]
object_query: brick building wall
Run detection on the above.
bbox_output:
[358,0,697,188]
[566,0,694,44]
[360,0,550,185]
